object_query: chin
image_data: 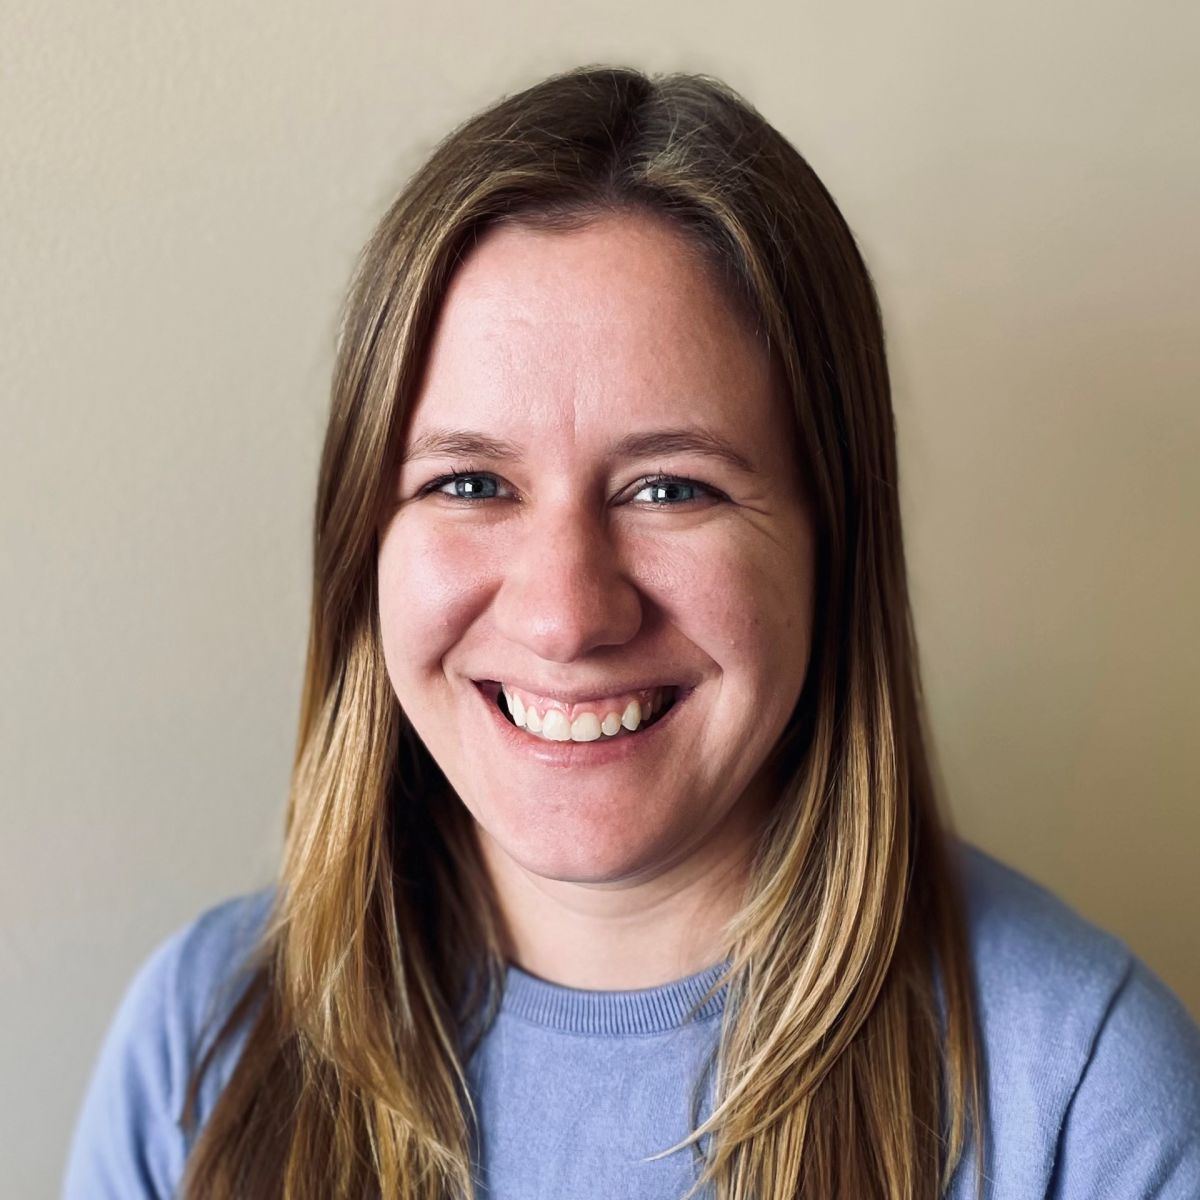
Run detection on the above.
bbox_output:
[482,817,667,886]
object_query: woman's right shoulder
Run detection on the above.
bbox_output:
[63,886,276,1199]
[152,885,276,1039]
[117,884,277,1080]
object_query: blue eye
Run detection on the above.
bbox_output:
[422,470,507,501]
[631,476,714,505]
[418,468,717,506]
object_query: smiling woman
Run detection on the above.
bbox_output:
[64,65,1200,1200]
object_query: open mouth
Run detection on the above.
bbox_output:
[476,681,681,744]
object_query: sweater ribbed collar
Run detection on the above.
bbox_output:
[498,959,730,1035]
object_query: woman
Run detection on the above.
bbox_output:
[65,66,1200,1199]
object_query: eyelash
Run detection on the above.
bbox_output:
[417,464,721,506]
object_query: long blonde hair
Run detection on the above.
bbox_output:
[182,65,985,1199]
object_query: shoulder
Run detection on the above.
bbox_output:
[63,887,275,1200]
[148,886,275,1046]
[957,841,1133,1056]
[952,841,1200,1197]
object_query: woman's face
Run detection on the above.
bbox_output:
[378,212,816,887]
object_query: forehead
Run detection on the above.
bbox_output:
[405,212,789,457]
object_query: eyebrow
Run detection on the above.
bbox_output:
[400,426,756,474]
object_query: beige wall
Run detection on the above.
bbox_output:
[3,0,1196,1193]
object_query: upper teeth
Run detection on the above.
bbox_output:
[501,685,671,742]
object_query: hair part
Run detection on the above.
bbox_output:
[181,63,985,1200]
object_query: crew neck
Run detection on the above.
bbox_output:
[499,959,730,1035]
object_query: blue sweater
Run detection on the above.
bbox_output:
[63,843,1200,1198]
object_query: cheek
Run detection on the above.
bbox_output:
[645,527,814,689]
[377,520,501,676]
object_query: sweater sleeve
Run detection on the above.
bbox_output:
[1046,954,1200,1199]
[62,926,192,1200]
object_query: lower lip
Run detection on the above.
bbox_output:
[472,682,690,768]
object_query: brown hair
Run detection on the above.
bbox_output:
[181,64,985,1199]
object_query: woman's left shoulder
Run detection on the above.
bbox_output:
[953,840,1200,1197]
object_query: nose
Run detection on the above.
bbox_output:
[492,501,643,663]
